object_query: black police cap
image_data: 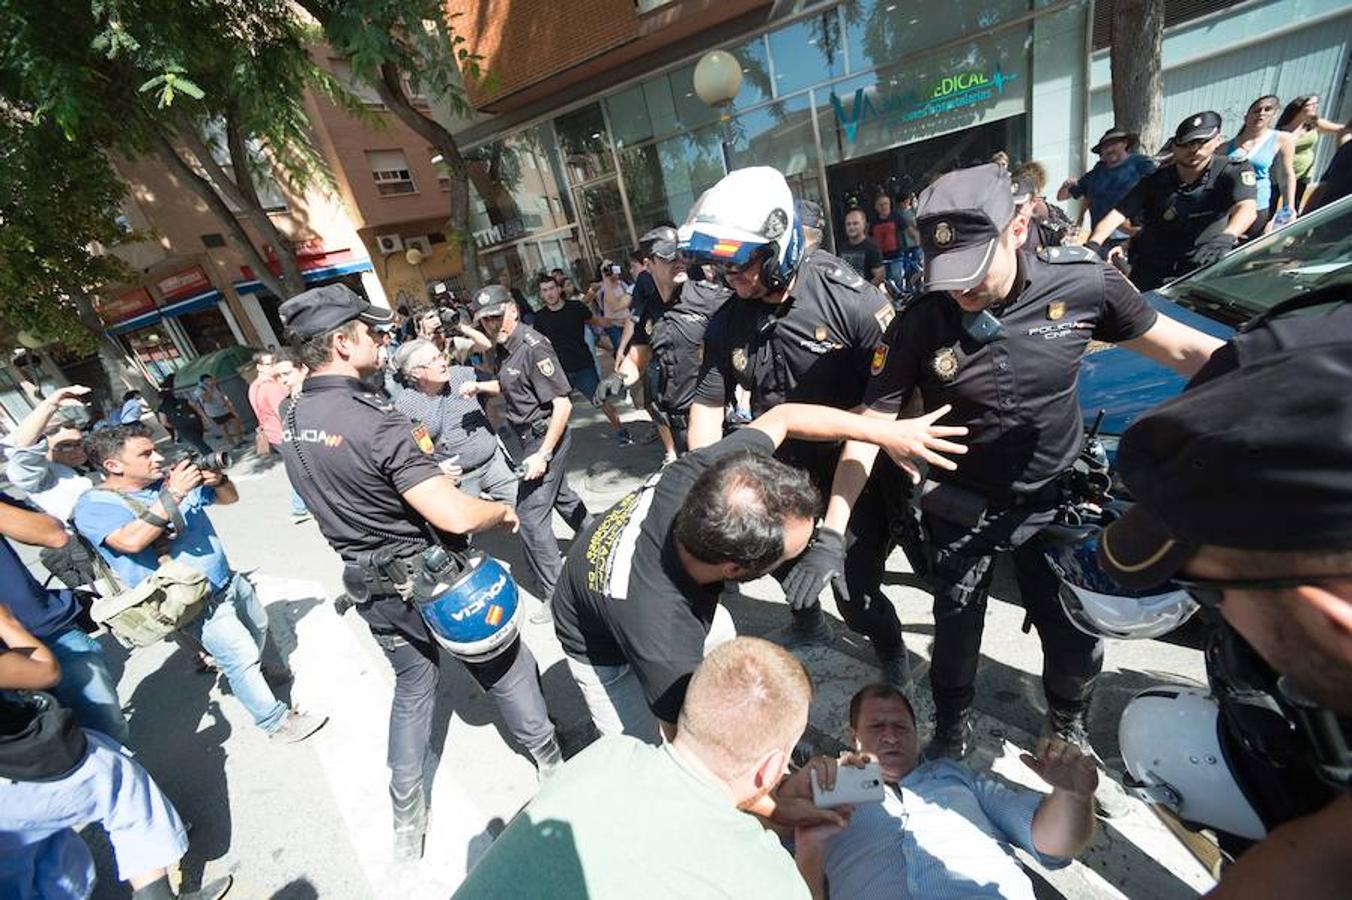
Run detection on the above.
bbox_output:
[1099,344,1352,589]
[471,284,512,322]
[1174,111,1223,145]
[279,284,393,341]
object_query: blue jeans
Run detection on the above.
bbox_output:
[49,626,130,745]
[188,574,287,733]
[289,486,308,517]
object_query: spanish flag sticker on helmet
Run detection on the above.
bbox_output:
[485,605,504,627]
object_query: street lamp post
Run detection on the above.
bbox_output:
[693,50,743,172]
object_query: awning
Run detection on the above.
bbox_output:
[107,310,163,336]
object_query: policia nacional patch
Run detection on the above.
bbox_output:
[536,358,555,377]
[871,344,889,375]
[411,424,435,454]
[931,347,959,382]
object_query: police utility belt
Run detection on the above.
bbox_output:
[516,417,550,444]
[342,544,425,605]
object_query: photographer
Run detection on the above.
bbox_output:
[72,425,323,744]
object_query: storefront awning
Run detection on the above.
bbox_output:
[106,309,163,336]
[233,243,374,296]
[104,289,223,336]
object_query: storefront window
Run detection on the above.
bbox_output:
[123,325,187,382]
[729,92,818,179]
[466,124,575,250]
[553,104,615,183]
[766,11,846,95]
[818,27,1030,166]
[575,180,632,272]
[175,306,236,354]
[730,37,774,108]
[620,123,726,231]
[842,0,1030,74]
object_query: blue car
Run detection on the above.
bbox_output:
[1077,195,1352,454]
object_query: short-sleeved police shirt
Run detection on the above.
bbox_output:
[279,375,446,560]
[1117,156,1257,264]
[630,278,731,415]
[530,300,595,374]
[696,251,893,471]
[552,427,775,723]
[865,248,1158,499]
[491,325,572,432]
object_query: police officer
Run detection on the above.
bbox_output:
[459,285,589,625]
[1098,344,1352,895]
[680,167,925,688]
[826,163,1224,760]
[595,226,731,456]
[274,285,560,862]
[1086,111,1258,291]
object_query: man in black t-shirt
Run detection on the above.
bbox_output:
[552,401,967,744]
[838,208,885,285]
[530,274,628,442]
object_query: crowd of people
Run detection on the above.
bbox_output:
[1,98,1349,900]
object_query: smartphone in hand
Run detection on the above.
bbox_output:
[811,761,885,808]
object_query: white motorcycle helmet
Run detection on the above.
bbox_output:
[677,167,806,292]
[1046,531,1198,640]
[1119,686,1268,841]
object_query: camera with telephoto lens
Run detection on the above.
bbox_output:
[161,443,231,472]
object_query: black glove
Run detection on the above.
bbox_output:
[781,528,847,611]
[1188,233,1238,269]
[1082,240,1102,256]
[592,373,626,407]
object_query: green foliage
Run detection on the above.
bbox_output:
[0,114,132,353]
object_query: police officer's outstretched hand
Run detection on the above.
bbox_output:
[782,528,847,611]
[878,404,969,485]
[1188,233,1238,269]
[593,373,626,407]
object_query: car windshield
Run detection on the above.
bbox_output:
[1161,196,1352,316]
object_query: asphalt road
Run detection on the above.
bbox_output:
[60,404,1218,899]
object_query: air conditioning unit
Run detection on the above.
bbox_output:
[405,235,433,255]
[375,233,404,254]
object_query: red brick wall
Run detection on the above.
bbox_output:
[445,0,641,108]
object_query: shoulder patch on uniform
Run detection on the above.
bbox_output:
[536,357,555,377]
[1037,245,1099,265]
[353,392,394,413]
[410,423,435,454]
[870,343,889,376]
[1240,170,1257,187]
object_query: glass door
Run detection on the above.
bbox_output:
[573,178,632,277]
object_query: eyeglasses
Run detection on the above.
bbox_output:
[1172,575,1350,608]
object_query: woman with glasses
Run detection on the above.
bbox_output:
[1224,95,1297,236]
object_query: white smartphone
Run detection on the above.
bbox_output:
[810,761,885,808]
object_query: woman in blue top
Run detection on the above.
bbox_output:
[1224,95,1297,237]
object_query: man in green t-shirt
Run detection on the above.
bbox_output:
[454,637,845,900]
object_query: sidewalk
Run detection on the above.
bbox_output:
[82,402,1215,898]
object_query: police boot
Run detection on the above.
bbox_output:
[923,708,973,761]
[785,606,834,648]
[875,647,913,693]
[391,783,428,862]
[528,734,564,782]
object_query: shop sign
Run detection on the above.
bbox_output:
[95,287,156,326]
[473,217,529,249]
[830,66,1020,144]
[155,265,213,303]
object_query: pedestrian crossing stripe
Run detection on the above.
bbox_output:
[485,605,503,626]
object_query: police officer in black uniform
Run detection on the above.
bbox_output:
[595,226,731,456]
[274,285,560,862]
[459,285,589,625]
[680,167,929,687]
[828,163,1224,760]
[1086,111,1258,291]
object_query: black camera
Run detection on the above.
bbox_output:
[161,443,231,472]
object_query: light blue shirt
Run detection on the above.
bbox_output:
[73,484,232,591]
[823,759,1068,900]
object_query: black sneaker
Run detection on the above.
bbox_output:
[923,711,973,761]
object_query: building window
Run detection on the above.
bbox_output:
[368,150,417,196]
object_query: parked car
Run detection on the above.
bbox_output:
[1077,194,1352,453]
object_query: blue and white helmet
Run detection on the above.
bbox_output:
[677,167,806,289]
[415,552,522,663]
[1046,531,1198,640]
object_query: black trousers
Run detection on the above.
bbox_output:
[356,596,554,796]
[516,428,588,603]
[782,451,905,656]
[924,501,1103,718]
